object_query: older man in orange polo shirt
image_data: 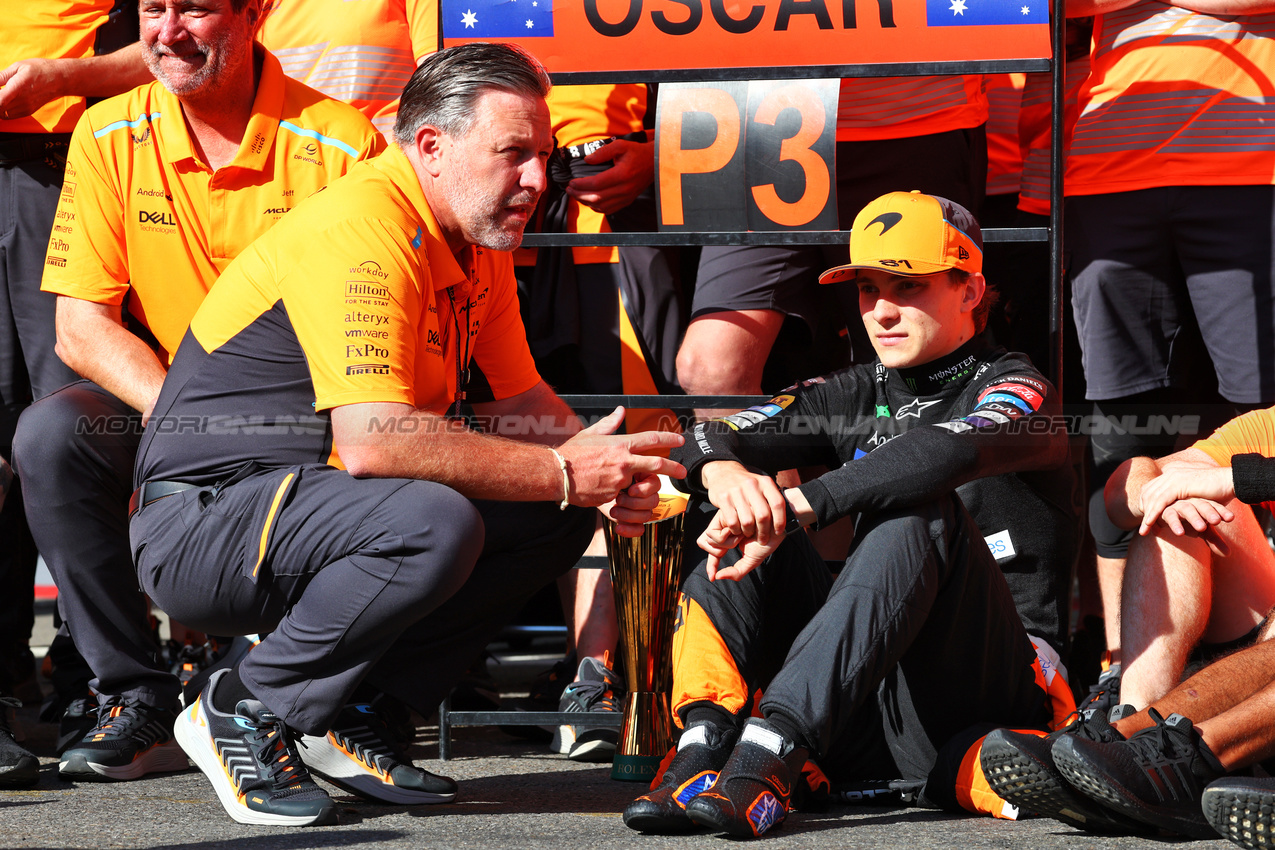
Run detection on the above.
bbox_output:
[11,0,381,785]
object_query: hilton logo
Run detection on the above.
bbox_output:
[344,282,389,300]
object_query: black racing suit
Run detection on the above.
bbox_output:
[670,337,1077,793]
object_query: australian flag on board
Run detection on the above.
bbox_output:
[442,0,554,38]
[926,0,1047,26]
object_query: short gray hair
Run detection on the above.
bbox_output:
[394,43,552,148]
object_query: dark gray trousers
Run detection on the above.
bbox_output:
[0,157,79,689]
[13,380,176,707]
[130,463,592,734]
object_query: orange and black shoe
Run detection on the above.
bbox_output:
[683,718,807,838]
[59,695,187,781]
[623,719,738,833]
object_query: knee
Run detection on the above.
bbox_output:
[856,496,957,541]
[676,338,754,395]
[396,482,485,569]
[12,388,94,483]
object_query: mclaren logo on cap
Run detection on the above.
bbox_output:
[867,212,903,234]
[867,212,907,235]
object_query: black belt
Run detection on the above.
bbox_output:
[128,480,198,518]
[0,132,71,166]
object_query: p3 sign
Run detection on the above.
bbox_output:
[656,79,838,231]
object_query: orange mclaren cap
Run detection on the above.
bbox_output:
[818,191,983,284]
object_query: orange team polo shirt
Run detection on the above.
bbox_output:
[2,1,119,135]
[1068,3,1275,195]
[835,76,987,142]
[1193,406,1275,512]
[257,0,437,140]
[144,144,540,482]
[41,49,384,364]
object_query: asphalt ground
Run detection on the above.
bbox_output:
[1,609,1238,849]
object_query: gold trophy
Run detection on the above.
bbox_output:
[604,491,689,782]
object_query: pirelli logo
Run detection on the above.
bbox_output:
[46,256,67,268]
[346,363,390,376]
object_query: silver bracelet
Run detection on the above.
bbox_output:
[549,448,570,510]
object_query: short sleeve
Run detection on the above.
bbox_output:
[406,0,439,61]
[279,218,423,411]
[1193,407,1275,467]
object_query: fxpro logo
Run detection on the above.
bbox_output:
[346,343,389,359]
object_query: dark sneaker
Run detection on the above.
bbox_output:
[1203,776,1275,850]
[301,701,456,805]
[1077,664,1121,718]
[0,696,38,788]
[624,719,739,833]
[59,695,187,781]
[981,704,1149,833]
[53,695,99,757]
[175,669,336,826]
[684,718,807,838]
[1054,708,1226,839]
[552,655,622,763]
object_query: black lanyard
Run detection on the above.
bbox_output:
[446,285,472,419]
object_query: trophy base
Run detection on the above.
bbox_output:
[611,691,673,782]
[611,753,665,782]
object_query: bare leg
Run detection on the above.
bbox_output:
[1097,554,1123,663]
[1197,681,1275,770]
[1114,633,1275,741]
[675,310,785,421]
[1119,500,1275,708]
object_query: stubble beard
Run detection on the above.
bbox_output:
[445,174,536,253]
[142,26,242,98]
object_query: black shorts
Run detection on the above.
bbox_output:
[1068,185,1275,404]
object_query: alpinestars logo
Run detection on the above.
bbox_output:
[747,792,783,835]
[894,398,942,419]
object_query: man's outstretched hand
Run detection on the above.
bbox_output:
[558,407,685,508]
